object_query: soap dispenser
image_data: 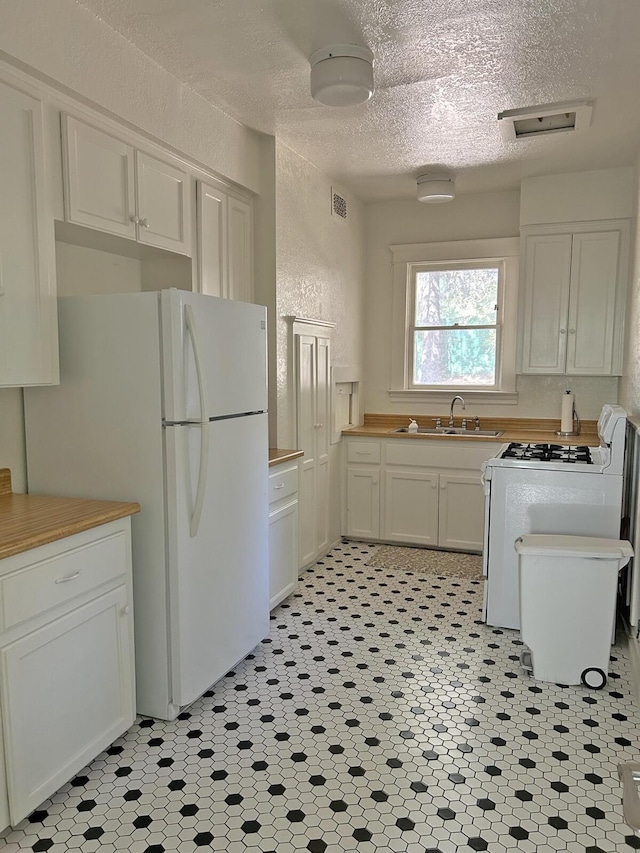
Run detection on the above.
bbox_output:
[408,419,419,433]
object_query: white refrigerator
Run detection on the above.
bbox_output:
[25,289,269,720]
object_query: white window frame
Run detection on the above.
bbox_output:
[389,237,520,404]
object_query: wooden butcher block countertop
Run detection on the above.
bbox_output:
[269,448,304,467]
[0,469,140,560]
[343,414,600,447]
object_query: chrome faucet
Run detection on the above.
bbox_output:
[449,395,466,427]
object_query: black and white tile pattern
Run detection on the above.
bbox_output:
[3,540,640,852]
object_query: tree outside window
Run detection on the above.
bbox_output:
[410,264,501,388]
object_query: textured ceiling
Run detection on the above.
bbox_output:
[77,0,640,200]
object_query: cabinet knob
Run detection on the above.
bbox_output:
[569,328,576,334]
[559,328,567,335]
[121,605,130,616]
[273,483,285,490]
[140,218,150,228]
[130,215,140,225]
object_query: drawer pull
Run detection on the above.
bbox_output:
[356,451,372,455]
[273,483,285,490]
[55,570,81,584]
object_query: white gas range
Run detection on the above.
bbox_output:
[482,403,627,630]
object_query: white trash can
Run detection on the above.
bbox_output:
[515,534,633,688]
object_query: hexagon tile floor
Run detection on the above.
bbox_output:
[3,540,640,853]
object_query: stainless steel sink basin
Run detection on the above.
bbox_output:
[390,427,504,437]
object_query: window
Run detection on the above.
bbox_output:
[409,262,502,389]
[389,238,519,403]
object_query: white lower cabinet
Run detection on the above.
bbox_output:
[0,518,135,830]
[268,460,299,609]
[344,437,493,552]
[437,473,485,550]
[383,470,439,546]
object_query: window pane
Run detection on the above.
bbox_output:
[413,328,496,386]
[415,268,499,327]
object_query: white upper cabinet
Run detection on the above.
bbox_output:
[62,114,192,256]
[227,195,252,303]
[0,79,58,387]
[197,180,253,302]
[520,221,630,376]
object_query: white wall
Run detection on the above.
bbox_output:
[364,189,618,421]
[56,243,142,296]
[275,142,365,544]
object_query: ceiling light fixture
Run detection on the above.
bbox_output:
[310,44,374,107]
[416,173,455,203]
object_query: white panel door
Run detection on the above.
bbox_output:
[521,234,572,373]
[383,470,439,545]
[136,151,191,255]
[197,181,227,299]
[296,334,317,567]
[315,337,330,555]
[567,230,620,375]
[228,196,252,302]
[438,474,484,551]
[161,289,267,422]
[62,114,136,239]
[164,414,269,707]
[346,468,380,538]
[0,80,58,386]
[1,587,134,824]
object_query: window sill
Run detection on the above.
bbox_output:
[388,389,519,405]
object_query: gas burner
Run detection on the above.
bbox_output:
[500,442,593,464]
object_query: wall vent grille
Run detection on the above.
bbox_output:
[331,188,347,220]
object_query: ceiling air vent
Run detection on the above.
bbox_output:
[331,187,347,220]
[498,100,592,142]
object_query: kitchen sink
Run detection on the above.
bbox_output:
[390,427,504,437]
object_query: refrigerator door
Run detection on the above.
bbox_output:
[161,289,268,423]
[164,413,269,708]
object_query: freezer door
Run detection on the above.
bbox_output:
[164,414,269,708]
[161,288,268,422]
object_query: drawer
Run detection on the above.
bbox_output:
[268,465,298,505]
[0,529,128,631]
[347,441,381,464]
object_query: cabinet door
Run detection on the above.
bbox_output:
[315,336,331,555]
[227,195,252,302]
[438,474,484,551]
[0,586,134,824]
[297,334,317,567]
[520,234,572,373]
[136,151,191,255]
[346,467,380,538]
[0,81,58,386]
[383,470,438,546]
[566,230,620,375]
[62,114,137,240]
[197,180,227,298]
[269,501,298,609]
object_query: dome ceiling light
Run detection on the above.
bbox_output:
[416,173,456,203]
[310,44,374,107]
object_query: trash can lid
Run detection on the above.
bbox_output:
[514,534,633,560]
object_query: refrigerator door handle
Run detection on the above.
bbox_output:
[184,304,209,422]
[184,304,210,537]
